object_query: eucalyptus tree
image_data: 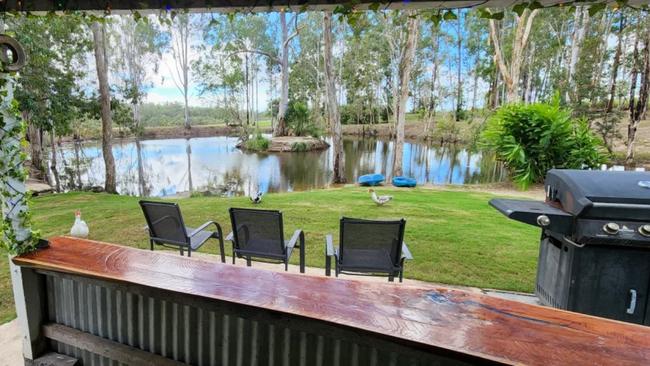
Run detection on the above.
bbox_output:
[393,10,420,177]
[488,8,539,103]
[110,15,167,130]
[194,13,271,126]
[10,15,90,181]
[166,12,193,129]
[340,12,390,125]
[626,18,650,164]
[91,20,117,193]
[323,11,344,183]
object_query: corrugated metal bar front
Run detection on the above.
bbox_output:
[41,270,472,366]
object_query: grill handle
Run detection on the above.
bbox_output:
[562,236,585,248]
[627,289,637,315]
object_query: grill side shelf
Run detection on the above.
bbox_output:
[489,199,573,235]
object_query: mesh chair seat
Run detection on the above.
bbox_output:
[235,238,287,259]
[339,248,395,272]
[228,208,305,272]
[325,217,411,282]
[140,200,225,261]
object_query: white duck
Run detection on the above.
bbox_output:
[70,210,89,238]
[250,191,263,204]
[369,189,393,206]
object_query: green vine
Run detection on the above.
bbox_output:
[0,72,40,255]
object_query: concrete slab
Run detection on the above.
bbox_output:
[0,318,24,366]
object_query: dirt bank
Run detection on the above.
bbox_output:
[140,125,272,140]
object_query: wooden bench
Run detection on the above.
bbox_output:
[11,236,650,365]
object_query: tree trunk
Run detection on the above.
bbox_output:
[136,139,147,196]
[627,30,650,164]
[489,9,539,104]
[455,16,463,121]
[92,21,117,194]
[393,12,419,177]
[567,7,588,102]
[424,32,439,135]
[607,14,626,113]
[324,11,345,183]
[274,11,290,137]
[49,131,60,192]
[186,138,193,193]
[26,122,45,180]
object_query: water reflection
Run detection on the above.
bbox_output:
[47,136,507,197]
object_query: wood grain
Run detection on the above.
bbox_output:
[14,237,650,366]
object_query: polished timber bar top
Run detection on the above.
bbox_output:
[14,236,650,365]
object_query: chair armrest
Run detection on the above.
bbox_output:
[286,229,304,249]
[225,232,234,241]
[401,242,413,260]
[189,221,219,237]
[325,235,336,256]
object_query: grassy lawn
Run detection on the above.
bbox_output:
[0,187,539,323]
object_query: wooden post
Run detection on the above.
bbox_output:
[9,257,46,363]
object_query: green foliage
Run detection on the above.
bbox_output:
[429,116,462,144]
[285,101,321,137]
[139,103,231,126]
[291,142,308,152]
[0,74,40,255]
[243,132,269,151]
[482,102,606,189]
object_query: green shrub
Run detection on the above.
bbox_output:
[286,101,322,137]
[429,116,461,143]
[244,132,270,151]
[482,101,606,189]
[291,142,308,152]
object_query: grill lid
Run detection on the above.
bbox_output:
[545,169,650,219]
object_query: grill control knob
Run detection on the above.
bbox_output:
[639,225,650,237]
[536,215,551,227]
[603,222,620,235]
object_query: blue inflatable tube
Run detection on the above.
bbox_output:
[392,176,417,188]
[358,173,385,186]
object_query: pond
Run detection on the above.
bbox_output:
[47,136,507,197]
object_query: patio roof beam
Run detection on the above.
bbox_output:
[0,0,591,13]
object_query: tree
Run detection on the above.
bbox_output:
[627,23,650,164]
[323,11,345,183]
[393,11,419,177]
[489,9,539,103]
[111,16,166,130]
[91,21,117,193]
[167,13,192,130]
[607,12,626,113]
[11,15,89,181]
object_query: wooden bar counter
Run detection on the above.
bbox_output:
[12,237,650,365]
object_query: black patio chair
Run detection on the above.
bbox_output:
[325,217,413,282]
[226,208,305,273]
[139,200,225,262]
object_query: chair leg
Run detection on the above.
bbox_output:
[246,257,252,267]
[325,255,331,276]
[399,270,403,283]
[187,247,192,257]
[218,237,225,263]
[299,234,305,274]
[180,246,184,256]
[388,275,394,282]
[284,260,288,272]
[232,249,236,265]
[150,240,154,251]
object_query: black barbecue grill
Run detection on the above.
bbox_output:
[490,169,650,325]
